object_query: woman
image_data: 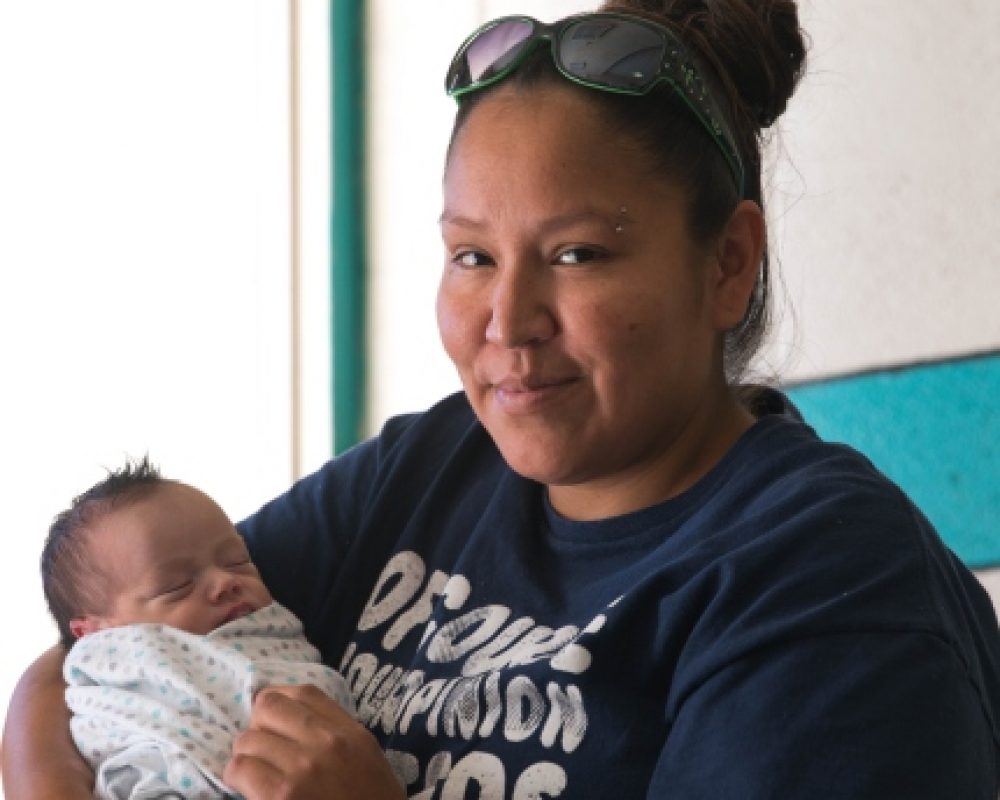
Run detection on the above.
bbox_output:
[6,1,999,797]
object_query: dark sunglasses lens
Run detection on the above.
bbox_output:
[558,19,664,90]
[457,19,535,87]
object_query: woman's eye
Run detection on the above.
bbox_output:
[452,249,493,268]
[555,247,603,266]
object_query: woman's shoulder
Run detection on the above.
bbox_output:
[277,392,486,497]
[350,390,503,489]
[726,399,948,593]
[704,391,997,664]
[242,392,502,542]
[728,391,921,529]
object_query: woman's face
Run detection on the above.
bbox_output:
[437,85,738,513]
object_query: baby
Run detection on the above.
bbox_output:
[41,457,353,800]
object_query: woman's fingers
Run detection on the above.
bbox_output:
[223,751,289,800]
[249,684,353,737]
[224,684,404,800]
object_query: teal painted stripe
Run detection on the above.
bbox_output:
[785,352,1000,568]
[331,0,367,454]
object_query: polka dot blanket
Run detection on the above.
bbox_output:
[64,602,353,799]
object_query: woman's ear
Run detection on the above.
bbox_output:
[69,615,105,639]
[709,199,766,331]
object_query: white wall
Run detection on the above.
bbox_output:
[766,0,1000,379]
[0,0,334,757]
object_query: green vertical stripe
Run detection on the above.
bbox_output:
[331,0,367,453]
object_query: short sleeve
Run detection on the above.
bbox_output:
[648,631,999,799]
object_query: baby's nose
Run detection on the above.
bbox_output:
[208,569,241,601]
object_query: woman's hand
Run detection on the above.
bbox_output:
[224,684,405,800]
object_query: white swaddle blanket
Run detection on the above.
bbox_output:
[65,602,353,800]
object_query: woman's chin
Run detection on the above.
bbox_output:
[496,438,585,487]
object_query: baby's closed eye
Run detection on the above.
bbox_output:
[152,578,194,600]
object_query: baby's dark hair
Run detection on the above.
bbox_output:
[41,456,167,647]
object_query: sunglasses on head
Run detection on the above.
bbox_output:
[445,12,745,197]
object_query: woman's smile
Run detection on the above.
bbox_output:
[489,374,583,415]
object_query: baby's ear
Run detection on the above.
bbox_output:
[69,616,103,639]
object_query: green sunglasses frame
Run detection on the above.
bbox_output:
[446,13,745,198]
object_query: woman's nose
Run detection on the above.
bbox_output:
[484,263,556,348]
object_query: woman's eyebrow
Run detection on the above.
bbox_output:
[534,209,620,237]
[439,208,619,234]
[438,210,485,229]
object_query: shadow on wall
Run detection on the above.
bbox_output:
[784,350,1000,570]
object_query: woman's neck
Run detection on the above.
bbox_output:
[546,387,756,522]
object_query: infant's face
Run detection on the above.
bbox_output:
[83,482,273,635]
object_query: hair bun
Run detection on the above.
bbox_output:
[724,0,808,128]
[604,0,808,130]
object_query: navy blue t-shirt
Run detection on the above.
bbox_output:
[240,391,1000,799]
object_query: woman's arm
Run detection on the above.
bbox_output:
[2,645,94,799]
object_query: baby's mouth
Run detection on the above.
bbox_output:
[222,603,256,624]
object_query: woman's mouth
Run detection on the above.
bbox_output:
[492,376,580,413]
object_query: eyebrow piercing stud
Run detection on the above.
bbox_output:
[616,206,628,233]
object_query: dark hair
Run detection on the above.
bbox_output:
[446,0,807,384]
[41,455,166,646]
